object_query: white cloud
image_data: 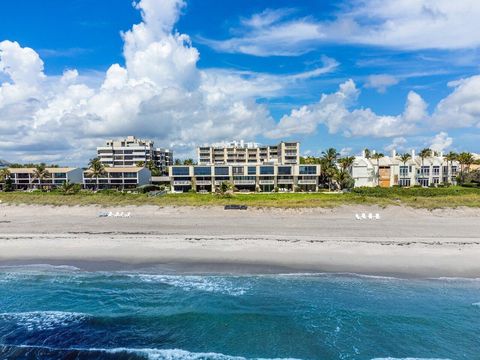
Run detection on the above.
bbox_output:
[266,80,424,139]
[431,75,480,128]
[385,137,407,153]
[429,132,453,152]
[365,74,399,93]
[203,1,480,56]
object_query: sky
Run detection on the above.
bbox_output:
[1,0,480,165]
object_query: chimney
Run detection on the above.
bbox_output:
[361,149,366,158]
[411,149,416,158]
[440,151,444,157]
[391,149,396,158]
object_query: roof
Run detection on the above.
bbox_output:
[84,166,147,173]
[8,167,79,174]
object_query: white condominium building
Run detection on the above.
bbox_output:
[6,167,83,190]
[351,150,460,188]
[96,136,173,174]
[197,140,300,165]
[169,164,320,193]
[83,167,151,190]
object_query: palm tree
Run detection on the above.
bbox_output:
[457,152,474,183]
[444,151,458,184]
[321,148,340,190]
[183,158,195,165]
[370,152,384,186]
[337,156,355,172]
[0,168,10,191]
[87,157,106,190]
[363,148,371,159]
[31,164,50,188]
[59,180,80,195]
[398,153,411,187]
[417,148,432,185]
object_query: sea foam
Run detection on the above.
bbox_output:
[0,311,88,331]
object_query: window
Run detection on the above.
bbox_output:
[278,166,292,175]
[260,166,274,175]
[399,178,411,187]
[214,167,229,176]
[433,166,440,176]
[248,166,257,175]
[194,167,211,176]
[172,167,190,176]
[433,177,440,184]
[299,166,316,175]
[420,166,430,176]
[399,166,409,177]
[232,166,244,175]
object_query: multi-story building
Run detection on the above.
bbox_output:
[169,164,320,193]
[351,150,460,188]
[7,167,83,190]
[83,167,151,190]
[96,136,173,175]
[197,140,300,165]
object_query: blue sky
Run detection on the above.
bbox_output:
[0,0,480,164]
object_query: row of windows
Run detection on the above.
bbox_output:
[172,166,318,176]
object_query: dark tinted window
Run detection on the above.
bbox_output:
[194,167,211,176]
[172,167,190,176]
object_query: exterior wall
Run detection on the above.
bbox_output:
[351,154,460,188]
[7,168,83,189]
[83,167,151,189]
[96,136,172,175]
[197,141,300,165]
[168,164,320,193]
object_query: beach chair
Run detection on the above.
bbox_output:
[361,213,367,220]
[114,212,121,217]
[124,212,131,218]
[368,213,373,220]
[375,213,381,220]
[107,211,113,217]
[355,214,361,220]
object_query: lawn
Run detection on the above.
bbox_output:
[1,186,480,209]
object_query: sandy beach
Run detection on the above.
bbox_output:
[0,204,480,277]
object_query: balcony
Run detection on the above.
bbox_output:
[196,180,212,186]
[233,180,256,185]
[173,180,191,185]
[298,179,317,185]
[259,180,274,185]
[277,179,294,184]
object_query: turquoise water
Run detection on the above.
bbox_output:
[0,265,479,359]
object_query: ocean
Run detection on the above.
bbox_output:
[0,265,478,359]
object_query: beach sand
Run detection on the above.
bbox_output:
[0,204,480,277]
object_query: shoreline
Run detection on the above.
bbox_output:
[1,204,480,278]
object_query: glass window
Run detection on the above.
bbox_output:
[248,166,257,175]
[260,166,274,175]
[278,166,292,175]
[399,166,408,176]
[194,167,211,176]
[299,166,316,175]
[172,167,190,176]
[232,166,244,175]
[214,167,229,176]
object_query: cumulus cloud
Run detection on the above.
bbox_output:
[385,137,407,153]
[266,80,425,139]
[429,132,453,152]
[202,1,480,57]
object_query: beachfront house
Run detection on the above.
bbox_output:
[83,166,151,190]
[7,167,83,190]
[169,164,321,193]
[350,150,459,187]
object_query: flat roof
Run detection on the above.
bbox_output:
[8,167,78,173]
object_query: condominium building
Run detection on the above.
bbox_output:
[197,140,300,165]
[6,167,83,190]
[96,136,173,174]
[83,167,151,190]
[351,150,460,188]
[169,164,320,193]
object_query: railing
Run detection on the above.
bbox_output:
[233,180,256,185]
[277,179,293,184]
[173,180,191,185]
[196,180,212,185]
[298,180,317,185]
[259,180,274,185]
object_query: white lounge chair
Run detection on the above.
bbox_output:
[368,213,373,220]
[124,212,131,218]
[375,213,381,220]
[355,214,361,220]
[107,211,113,217]
[114,212,121,217]
[361,213,367,220]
